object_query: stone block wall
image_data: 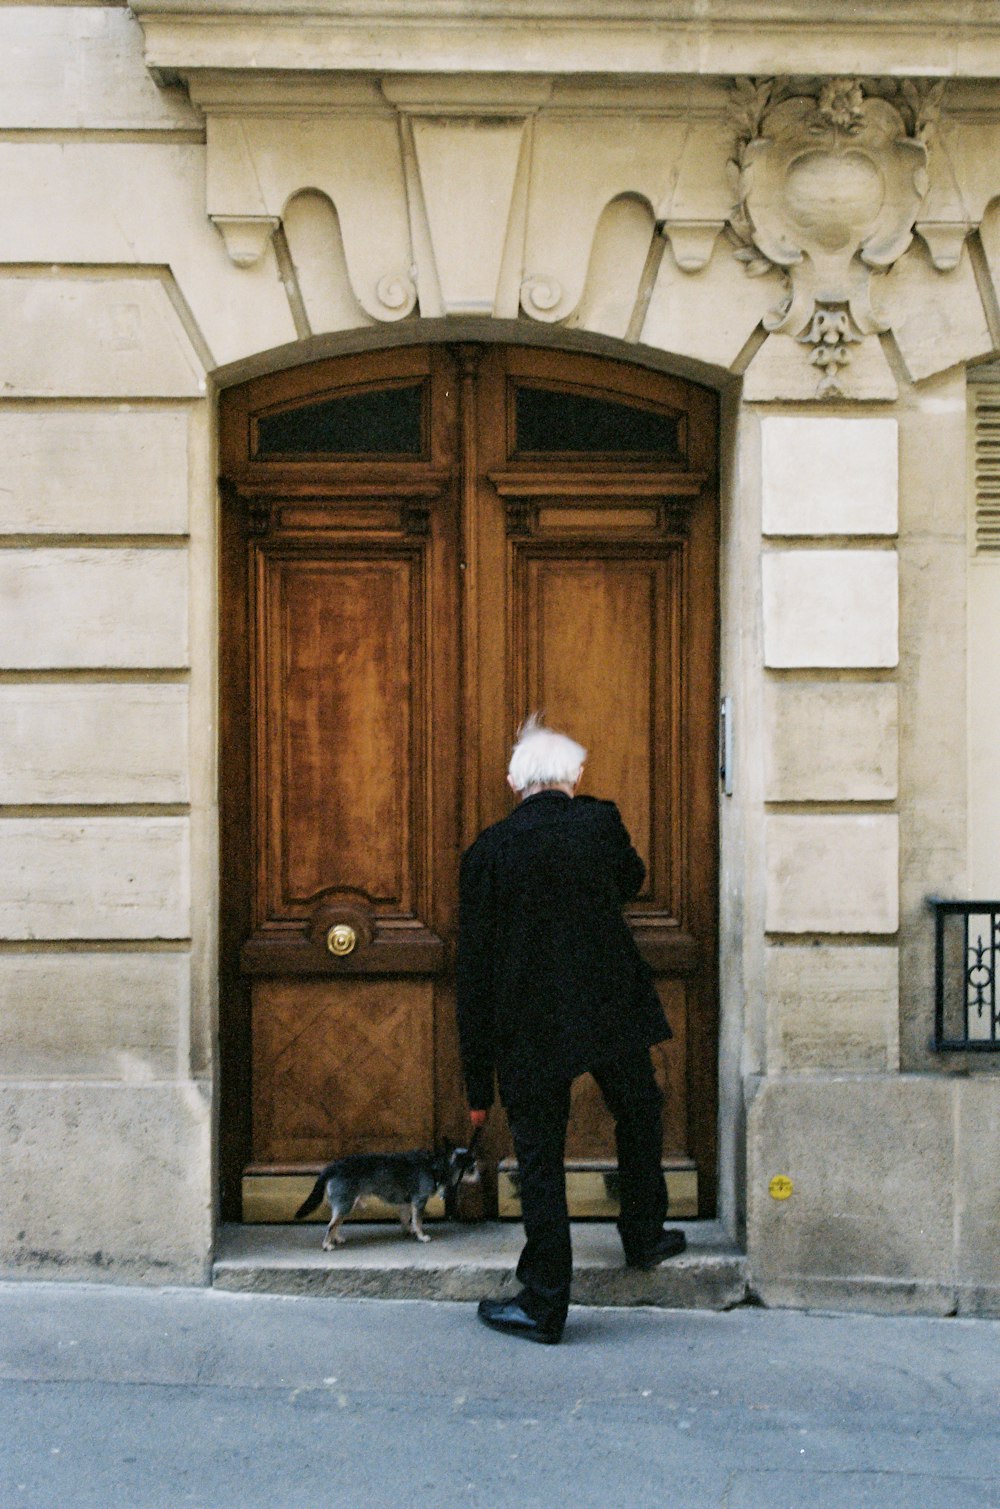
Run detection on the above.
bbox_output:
[757,411,902,1057]
[0,6,214,1283]
[748,1075,1000,1315]
[745,371,1000,1313]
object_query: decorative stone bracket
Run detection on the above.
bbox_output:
[211,215,281,269]
[660,221,727,273]
[727,76,954,396]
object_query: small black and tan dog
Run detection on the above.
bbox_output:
[294,1138,479,1250]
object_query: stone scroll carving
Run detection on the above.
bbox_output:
[728,77,946,395]
[203,112,419,325]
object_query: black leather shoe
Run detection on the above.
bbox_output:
[624,1227,687,1270]
[477,1295,564,1344]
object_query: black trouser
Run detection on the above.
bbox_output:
[505,1043,668,1322]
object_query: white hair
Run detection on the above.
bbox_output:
[507,714,587,795]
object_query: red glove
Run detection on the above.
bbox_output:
[469,1109,488,1129]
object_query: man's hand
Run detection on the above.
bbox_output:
[469,1110,488,1129]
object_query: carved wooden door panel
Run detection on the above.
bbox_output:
[469,349,718,1218]
[219,344,718,1223]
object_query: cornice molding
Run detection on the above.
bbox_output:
[380,76,554,115]
[133,4,1000,84]
[184,71,730,117]
[128,0,1000,19]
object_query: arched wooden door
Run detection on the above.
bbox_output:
[219,345,718,1223]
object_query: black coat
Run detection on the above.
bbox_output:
[455,791,670,1110]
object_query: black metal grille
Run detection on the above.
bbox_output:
[931,899,1000,1051]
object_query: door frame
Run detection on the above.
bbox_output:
[216,333,721,1222]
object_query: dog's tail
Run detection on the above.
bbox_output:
[294,1167,331,1220]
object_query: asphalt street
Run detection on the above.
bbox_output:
[1,1282,998,1508]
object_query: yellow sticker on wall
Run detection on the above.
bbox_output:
[769,1175,793,1200]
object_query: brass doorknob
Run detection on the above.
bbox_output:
[326,923,357,957]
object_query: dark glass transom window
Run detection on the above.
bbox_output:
[515,384,682,457]
[255,382,425,457]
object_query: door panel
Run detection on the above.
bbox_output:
[258,554,421,915]
[251,978,434,1163]
[518,550,675,907]
[564,989,688,1153]
[220,342,718,1222]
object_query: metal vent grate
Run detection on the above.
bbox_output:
[973,388,1000,553]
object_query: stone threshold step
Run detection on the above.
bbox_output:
[214,1221,749,1310]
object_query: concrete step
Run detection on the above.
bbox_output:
[213,1221,749,1310]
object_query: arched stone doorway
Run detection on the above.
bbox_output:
[218,342,719,1223]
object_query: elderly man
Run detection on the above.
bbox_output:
[456,716,685,1345]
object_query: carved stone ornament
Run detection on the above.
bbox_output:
[211,214,281,269]
[728,77,945,396]
[520,275,564,319]
[375,271,418,321]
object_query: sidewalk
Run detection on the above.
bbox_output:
[1,1280,998,1508]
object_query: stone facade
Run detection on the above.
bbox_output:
[1,0,998,1309]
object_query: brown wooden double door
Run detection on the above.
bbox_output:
[219,344,718,1222]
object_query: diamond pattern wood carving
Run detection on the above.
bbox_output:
[252,979,434,1162]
